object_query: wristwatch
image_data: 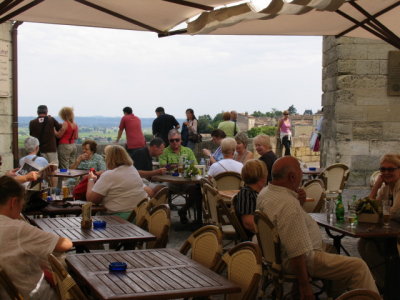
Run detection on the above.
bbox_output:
[89,178,95,182]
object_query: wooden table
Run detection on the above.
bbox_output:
[218,189,239,204]
[310,213,400,300]
[26,200,106,217]
[66,248,241,300]
[151,174,201,184]
[31,216,155,251]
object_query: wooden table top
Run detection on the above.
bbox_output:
[310,213,400,238]
[31,216,155,245]
[50,169,89,178]
[66,248,240,300]
[151,174,201,184]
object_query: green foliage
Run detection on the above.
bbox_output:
[288,105,297,115]
[198,115,214,133]
[355,197,379,214]
[211,112,223,129]
[247,126,277,138]
[251,108,282,118]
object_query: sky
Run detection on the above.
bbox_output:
[18,22,323,118]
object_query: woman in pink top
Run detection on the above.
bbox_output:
[55,107,79,169]
[277,110,292,156]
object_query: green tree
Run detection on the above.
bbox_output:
[211,112,223,129]
[288,105,297,115]
[198,114,213,133]
[247,126,277,138]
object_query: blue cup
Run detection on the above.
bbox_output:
[60,168,68,173]
[93,220,107,229]
[109,262,127,272]
[309,167,317,171]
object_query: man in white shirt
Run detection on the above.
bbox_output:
[0,176,72,300]
[208,137,243,177]
[257,156,378,299]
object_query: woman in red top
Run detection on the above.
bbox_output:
[55,107,79,169]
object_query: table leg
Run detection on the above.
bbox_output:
[324,228,350,255]
[383,238,400,300]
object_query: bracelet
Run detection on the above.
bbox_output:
[89,178,95,182]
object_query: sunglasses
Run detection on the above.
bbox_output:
[169,138,181,143]
[284,113,289,115]
[379,167,400,172]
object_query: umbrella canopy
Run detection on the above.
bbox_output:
[186,0,400,48]
[0,0,399,48]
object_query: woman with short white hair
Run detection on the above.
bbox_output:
[253,134,277,183]
[19,136,49,169]
[208,137,243,177]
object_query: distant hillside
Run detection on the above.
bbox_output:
[18,116,185,130]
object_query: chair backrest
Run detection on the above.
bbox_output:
[0,267,23,300]
[213,172,243,190]
[148,187,169,209]
[253,210,282,270]
[203,183,222,226]
[145,204,171,249]
[127,198,149,226]
[369,170,380,187]
[218,242,262,300]
[320,163,349,193]
[200,177,214,224]
[302,179,325,213]
[179,225,223,270]
[48,254,87,300]
[335,289,381,300]
[218,197,248,242]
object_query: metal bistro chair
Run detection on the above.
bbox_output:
[143,204,171,249]
[213,171,243,190]
[200,177,215,224]
[48,254,88,300]
[0,266,24,300]
[319,163,349,194]
[302,179,325,213]
[127,198,149,227]
[148,186,169,210]
[215,242,263,300]
[218,196,248,242]
[179,225,223,271]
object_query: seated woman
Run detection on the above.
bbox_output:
[358,153,400,291]
[202,129,226,164]
[208,138,243,177]
[19,136,48,169]
[233,132,254,164]
[86,145,152,220]
[70,139,106,171]
[0,176,72,300]
[253,134,277,183]
[234,159,267,240]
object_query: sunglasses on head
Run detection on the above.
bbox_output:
[380,167,400,172]
[169,138,181,143]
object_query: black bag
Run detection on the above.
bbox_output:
[23,191,48,213]
[188,132,202,143]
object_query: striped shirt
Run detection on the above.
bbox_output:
[234,185,258,240]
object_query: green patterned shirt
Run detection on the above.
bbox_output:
[77,153,106,171]
[158,146,198,166]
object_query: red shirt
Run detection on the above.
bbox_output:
[119,114,145,149]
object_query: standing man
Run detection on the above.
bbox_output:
[29,105,61,165]
[116,106,146,160]
[152,106,180,146]
[230,110,239,136]
[257,156,378,299]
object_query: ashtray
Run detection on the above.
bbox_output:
[172,172,179,176]
[109,262,127,272]
[59,168,68,173]
[93,220,107,229]
[309,167,317,171]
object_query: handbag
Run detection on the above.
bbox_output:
[23,190,48,213]
[188,132,202,143]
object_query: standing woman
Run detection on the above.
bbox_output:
[277,110,292,156]
[183,108,198,150]
[55,107,78,169]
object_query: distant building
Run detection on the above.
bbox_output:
[303,109,313,115]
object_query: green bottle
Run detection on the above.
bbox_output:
[336,193,345,222]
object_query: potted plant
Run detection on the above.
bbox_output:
[355,197,380,223]
[185,163,200,179]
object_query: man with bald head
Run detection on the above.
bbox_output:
[257,156,378,299]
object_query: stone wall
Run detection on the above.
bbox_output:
[321,36,400,186]
[0,22,12,175]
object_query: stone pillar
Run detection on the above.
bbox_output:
[0,21,13,175]
[321,36,400,186]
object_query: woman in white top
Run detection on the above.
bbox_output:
[208,138,243,177]
[86,145,152,219]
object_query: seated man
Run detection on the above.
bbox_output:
[19,136,49,169]
[0,175,73,300]
[257,156,378,299]
[208,137,243,177]
[202,129,226,164]
[158,129,200,224]
[0,154,39,184]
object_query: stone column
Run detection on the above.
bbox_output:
[322,36,400,186]
[0,21,13,174]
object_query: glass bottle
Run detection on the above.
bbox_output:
[335,193,345,222]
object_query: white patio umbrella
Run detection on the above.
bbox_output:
[186,0,400,49]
